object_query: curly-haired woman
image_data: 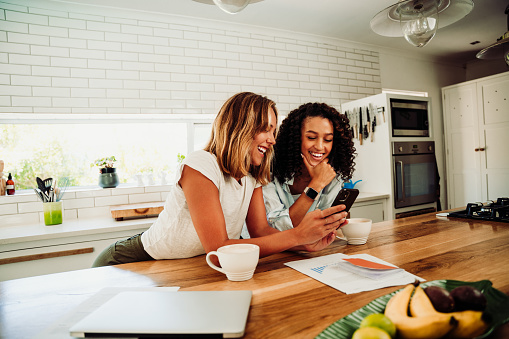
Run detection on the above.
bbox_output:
[263,102,356,232]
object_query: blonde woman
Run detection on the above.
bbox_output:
[93,92,347,267]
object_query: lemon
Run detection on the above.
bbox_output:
[352,326,392,339]
[359,313,396,339]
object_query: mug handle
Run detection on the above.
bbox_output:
[206,251,225,274]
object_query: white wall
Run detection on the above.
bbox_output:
[466,58,509,81]
[378,52,467,209]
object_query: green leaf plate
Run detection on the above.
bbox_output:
[316,280,509,339]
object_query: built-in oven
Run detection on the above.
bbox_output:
[393,141,437,209]
[391,98,429,137]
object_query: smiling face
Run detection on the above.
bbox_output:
[300,116,334,167]
[250,107,277,166]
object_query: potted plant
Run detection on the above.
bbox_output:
[91,156,119,188]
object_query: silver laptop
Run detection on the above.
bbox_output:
[69,290,252,338]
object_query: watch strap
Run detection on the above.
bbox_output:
[303,187,319,201]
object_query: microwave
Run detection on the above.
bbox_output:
[390,99,429,137]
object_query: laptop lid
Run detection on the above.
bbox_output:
[69,290,252,338]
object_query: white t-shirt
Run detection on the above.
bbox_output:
[141,150,260,259]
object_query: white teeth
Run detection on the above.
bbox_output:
[258,146,266,154]
[310,152,323,158]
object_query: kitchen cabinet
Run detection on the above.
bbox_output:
[0,219,152,281]
[350,200,385,223]
[442,71,509,209]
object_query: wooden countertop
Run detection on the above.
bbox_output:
[1,212,508,338]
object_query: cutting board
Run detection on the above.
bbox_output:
[110,202,165,221]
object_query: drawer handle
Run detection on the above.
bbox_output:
[0,247,94,265]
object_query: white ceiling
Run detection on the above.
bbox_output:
[58,0,508,64]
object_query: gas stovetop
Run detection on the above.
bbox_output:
[448,197,509,223]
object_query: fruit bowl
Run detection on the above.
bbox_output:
[316,280,509,339]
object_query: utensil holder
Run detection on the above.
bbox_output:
[43,201,63,226]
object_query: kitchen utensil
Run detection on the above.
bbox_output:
[358,107,363,145]
[366,106,371,141]
[371,111,376,140]
[49,187,55,202]
[350,109,357,139]
[362,107,369,140]
[110,202,165,221]
[34,188,46,202]
[43,177,53,194]
[36,177,46,193]
[371,115,377,141]
[55,177,70,202]
[377,105,385,122]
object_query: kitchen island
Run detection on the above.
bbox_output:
[1,212,508,338]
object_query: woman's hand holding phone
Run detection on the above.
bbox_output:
[299,205,348,251]
[294,205,345,244]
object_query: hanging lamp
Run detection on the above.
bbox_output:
[192,0,263,15]
[370,0,474,48]
[476,5,509,66]
[212,0,251,14]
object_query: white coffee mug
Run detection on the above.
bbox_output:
[206,244,260,281]
[338,218,372,245]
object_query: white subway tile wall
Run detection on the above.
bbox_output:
[0,0,381,226]
[0,0,381,118]
[0,185,171,226]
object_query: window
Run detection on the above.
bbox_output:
[0,121,212,190]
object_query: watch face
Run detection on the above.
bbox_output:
[305,187,318,200]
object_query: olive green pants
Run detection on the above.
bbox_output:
[92,232,154,267]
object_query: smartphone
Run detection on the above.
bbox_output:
[332,188,359,213]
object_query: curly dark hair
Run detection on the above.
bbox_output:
[273,102,356,183]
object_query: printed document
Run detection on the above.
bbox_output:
[285,253,423,294]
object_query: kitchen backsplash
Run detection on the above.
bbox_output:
[0,185,171,226]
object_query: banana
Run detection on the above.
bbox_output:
[409,285,489,339]
[384,284,458,339]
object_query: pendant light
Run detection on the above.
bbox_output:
[476,5,509,66]
[370,0,474,48]
[212,0,250,14]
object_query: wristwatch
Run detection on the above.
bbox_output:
[303,187,319,201]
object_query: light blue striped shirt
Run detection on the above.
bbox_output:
[262,175,343,231]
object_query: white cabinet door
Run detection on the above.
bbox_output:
[442,72,509,209]
[0,228,148,281]
[478,76,509,201]
[443,83,483,208]
[350,201,385,223]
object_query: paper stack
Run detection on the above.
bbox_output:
[285,253,424,294]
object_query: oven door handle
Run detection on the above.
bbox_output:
[397,160,405,202]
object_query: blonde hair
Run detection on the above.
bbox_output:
[204,92,278,185]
